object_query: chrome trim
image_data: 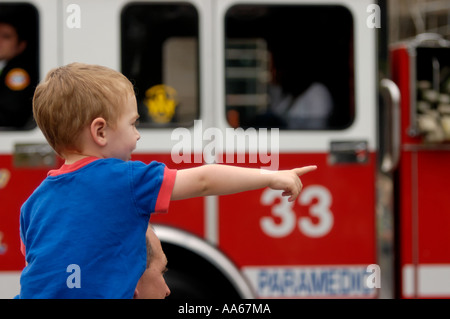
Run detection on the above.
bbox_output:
[380,78,401,173]
[154,224,255,299]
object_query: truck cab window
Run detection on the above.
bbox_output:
[121,3,199,128]
[225,5,354,130]
[0,4,39,130]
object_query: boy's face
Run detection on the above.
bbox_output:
[104,94,140,161]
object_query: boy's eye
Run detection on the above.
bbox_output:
[134,119,140,127]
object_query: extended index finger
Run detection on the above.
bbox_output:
[293,165,317,176]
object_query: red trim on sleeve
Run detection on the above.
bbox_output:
[154,167,177,213]
[20,239,26,257]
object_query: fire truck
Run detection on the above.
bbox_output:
[0,0,449,299]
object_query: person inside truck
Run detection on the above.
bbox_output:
[241,48,334,130]
[266,48,334,130]
[0,16,37,128]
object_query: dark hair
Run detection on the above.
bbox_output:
[145,235,154,269]
[0,3,38,43]
[0,18,25,42]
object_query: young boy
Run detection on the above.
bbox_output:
[17,63,316,298]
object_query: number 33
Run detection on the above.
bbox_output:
[260,185,333,238]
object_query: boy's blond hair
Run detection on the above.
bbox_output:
[33,63,134,156]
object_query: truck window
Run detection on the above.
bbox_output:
[415,46,450,143]
[121,3,199,128]
[225,5,354,130]
[0,3,39,130]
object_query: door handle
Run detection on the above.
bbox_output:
[380,78,401,173]
[329,140,369,165]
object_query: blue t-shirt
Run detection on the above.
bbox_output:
[17,157,176,299]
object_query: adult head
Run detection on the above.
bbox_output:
[134,225,171,299]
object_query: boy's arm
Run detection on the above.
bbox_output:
[171,164,317,202]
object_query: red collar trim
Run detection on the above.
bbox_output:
[48,156,100,176]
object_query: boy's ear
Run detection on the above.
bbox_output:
[90,117,108,146]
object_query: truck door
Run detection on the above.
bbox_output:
[391,34,450,298]
[213,0,379,298]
